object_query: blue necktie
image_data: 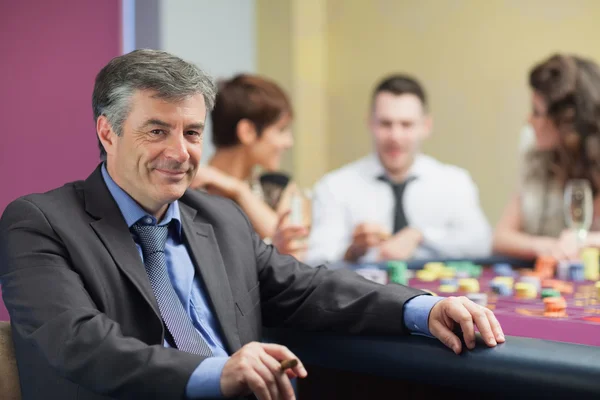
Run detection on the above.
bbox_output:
[131,222,212,356]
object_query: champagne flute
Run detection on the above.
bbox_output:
[564,179,593,246]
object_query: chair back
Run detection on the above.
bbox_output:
[0,322,21,400]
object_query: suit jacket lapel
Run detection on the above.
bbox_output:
[179,203,241,353]
[83,166,162,320]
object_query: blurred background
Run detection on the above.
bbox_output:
[2,0,600,226]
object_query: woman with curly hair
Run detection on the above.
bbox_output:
[493,54,600,260]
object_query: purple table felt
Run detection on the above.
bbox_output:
[409,268,600,347]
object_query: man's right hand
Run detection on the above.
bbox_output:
[344,223,390,262]
[220,342,307,400]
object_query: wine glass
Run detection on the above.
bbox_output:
[564,179,593,245]
[289,188,312,229]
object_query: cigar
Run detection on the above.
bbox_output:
[280,358,298,372]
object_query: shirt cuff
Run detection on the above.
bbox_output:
[186,356,229,399]
[403,294,444,337]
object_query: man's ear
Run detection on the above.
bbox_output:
[422,115,433,139]
[97,116,117,156]
[236,119,258,145]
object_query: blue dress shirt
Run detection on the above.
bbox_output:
[101,164,442,398]
[101,165,228,398]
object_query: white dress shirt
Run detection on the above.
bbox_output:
[306,153,492,265]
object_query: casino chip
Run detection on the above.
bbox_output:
[541,288,561,299]
[490,281,512,296]
[493,263,514,277]
[569,263,585,282]
[543,296,567,317]
[458,278,480,293]
[519,276,541,292]
[416,269,437,282]
[515,282,537,299]
[439,284,458,293]
[557,261,570,281]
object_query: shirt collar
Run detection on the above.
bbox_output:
[367,152,424,182]
[101,163,182,237]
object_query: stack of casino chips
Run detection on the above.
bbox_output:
[543,295,567,317]
[490,276,513,296]
[569,263,585,282]
[519,276,541,292]
[469,264,483,278]
[557,261,570,281]
[438,278,458,293]
[581,247,600,281]
[541,288,561,299]
[445,262,481,279]
[416,269,437,282]
[514,282,537,299]
[493,263,515,277]
[439,266,457,279]
[541,279,570,295]
[414,262,445,282]
[458,278,480,293]
[387,261,408,285]
[416,263,463,282]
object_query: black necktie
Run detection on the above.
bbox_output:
[378,175,415,233]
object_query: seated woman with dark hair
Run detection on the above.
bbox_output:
[192,74,310,260]
[493,53,600,261]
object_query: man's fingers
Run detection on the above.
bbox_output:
[430,321,462,354]
[483,307,505,343]
[260,343,307,378]
[446,300,476,349]
[355,232,383,248]
[461,298,496,347]
[250,357,280,400]
[354,223,387,236]
[429,298,505,356]
[259,352,296,400]
[246,369,273,400]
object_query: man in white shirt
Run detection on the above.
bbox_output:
[306,75,492,265]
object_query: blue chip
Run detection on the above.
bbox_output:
[440,278,458,286]
[569,262,585,281]
[493,263,515,277]
[491,282,512,296]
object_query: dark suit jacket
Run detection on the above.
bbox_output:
[0,165,426,400]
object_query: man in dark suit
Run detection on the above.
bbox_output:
[0,50,504,400]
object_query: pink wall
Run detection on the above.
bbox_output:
[0,1,122,320]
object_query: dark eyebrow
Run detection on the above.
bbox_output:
[139,119,205,131]
[185,122,205,131]
[140,119,173,130]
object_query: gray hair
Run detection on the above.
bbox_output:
[92,49,217,160]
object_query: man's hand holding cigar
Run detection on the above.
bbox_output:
[220,342,306,399]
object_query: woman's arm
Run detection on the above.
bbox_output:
[492,192,558,259]
[192,166,279,239]
[232,184,279,239]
